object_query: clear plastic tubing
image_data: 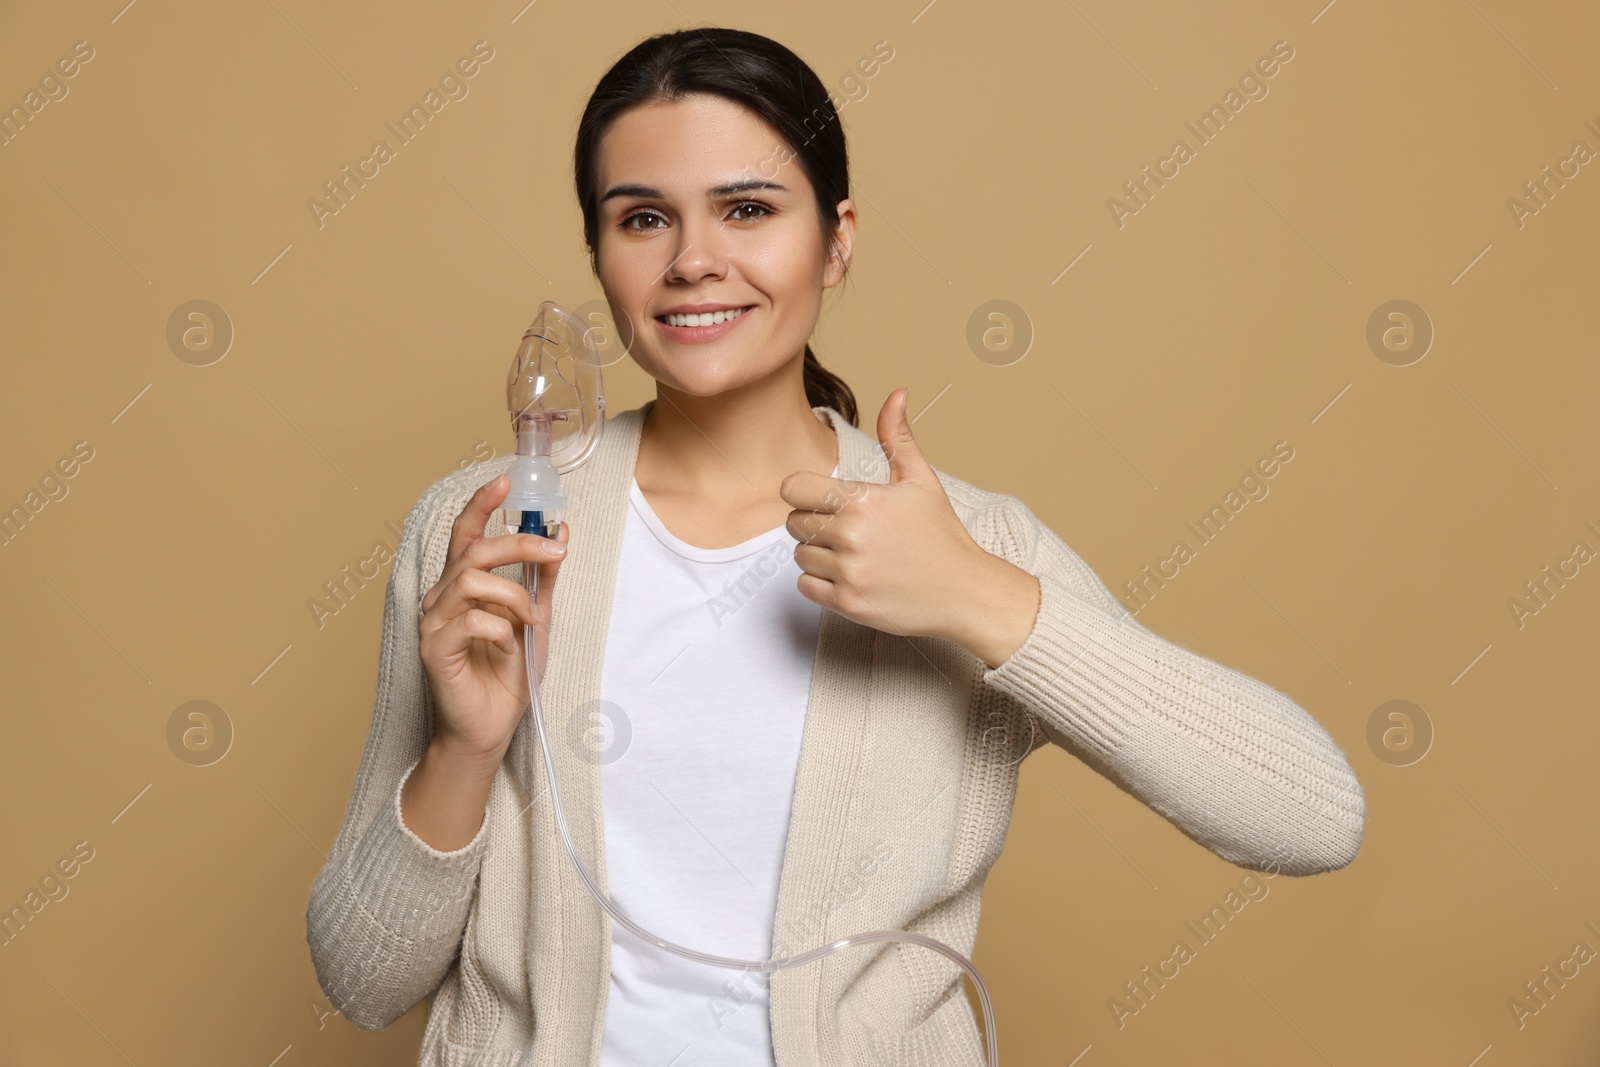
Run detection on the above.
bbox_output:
[515,556,1001,1066]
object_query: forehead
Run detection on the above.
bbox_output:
[596,92,808,198]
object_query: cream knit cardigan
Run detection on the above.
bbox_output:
[305,401,1366,1066]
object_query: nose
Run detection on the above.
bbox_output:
[662,212,729,284]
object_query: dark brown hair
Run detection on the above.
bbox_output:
[573,27,859,427]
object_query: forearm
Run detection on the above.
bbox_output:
[399,736,506,852]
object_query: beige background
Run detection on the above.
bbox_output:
[3,0,1598,1063]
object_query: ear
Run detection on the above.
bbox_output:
[824,198,857,288]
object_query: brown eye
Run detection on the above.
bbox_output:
[729,201,773,221]
[620,209,667,232]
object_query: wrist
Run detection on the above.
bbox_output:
[429,731,511,779]
[943,549,1041,670]
[399,735,503,853]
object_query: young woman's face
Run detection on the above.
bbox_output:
[593,92,853,398]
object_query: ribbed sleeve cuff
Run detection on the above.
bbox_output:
[339,758,490,943]
[980,571,1137,763]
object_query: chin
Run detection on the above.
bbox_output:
[659,372,747,399]
[647,361,778,400]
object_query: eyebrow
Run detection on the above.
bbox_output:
[599,179,790,204]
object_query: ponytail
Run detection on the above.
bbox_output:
[802,344,858,427]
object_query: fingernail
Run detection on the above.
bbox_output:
[549,542,566,555]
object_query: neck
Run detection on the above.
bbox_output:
[636,358,839,500]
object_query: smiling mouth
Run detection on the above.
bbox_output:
[654,305,756,328]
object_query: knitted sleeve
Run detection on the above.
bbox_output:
[304,478,491,1029]
[978,497,1366,875]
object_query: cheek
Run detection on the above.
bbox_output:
[744,233,825,310]
[596,253,659,330]
[597,236,656,291]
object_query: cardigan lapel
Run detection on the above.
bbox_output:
[505,399,887,1066]
[767,409,889,1067]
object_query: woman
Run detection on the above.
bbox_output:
[306,27,1366,1066]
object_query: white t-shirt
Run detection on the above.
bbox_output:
[597,467,836,1065]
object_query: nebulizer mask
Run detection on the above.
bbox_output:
[503,300,1001,1067]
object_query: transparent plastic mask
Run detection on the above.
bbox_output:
[500,300,606,538]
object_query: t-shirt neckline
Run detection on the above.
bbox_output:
[629,464,841,564]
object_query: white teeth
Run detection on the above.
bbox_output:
[663,306,749,327]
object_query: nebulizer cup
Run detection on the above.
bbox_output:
[506,300,1000,1066]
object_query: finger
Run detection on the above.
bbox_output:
[785,507,845,551]
[423,567,541,632]
[448,474,510,563]
[795,570,841,613]
[460,529,568,575]
[876,387,933,485]
[531,522,569,612]
[791,541,842,582]
[425,530,566,614]
[432,606,520,658]
[778,468,859,513]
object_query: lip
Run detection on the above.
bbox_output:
[658,302,749,315]
[654,304,756,344]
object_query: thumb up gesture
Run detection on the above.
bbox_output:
[779,388,1040,666]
